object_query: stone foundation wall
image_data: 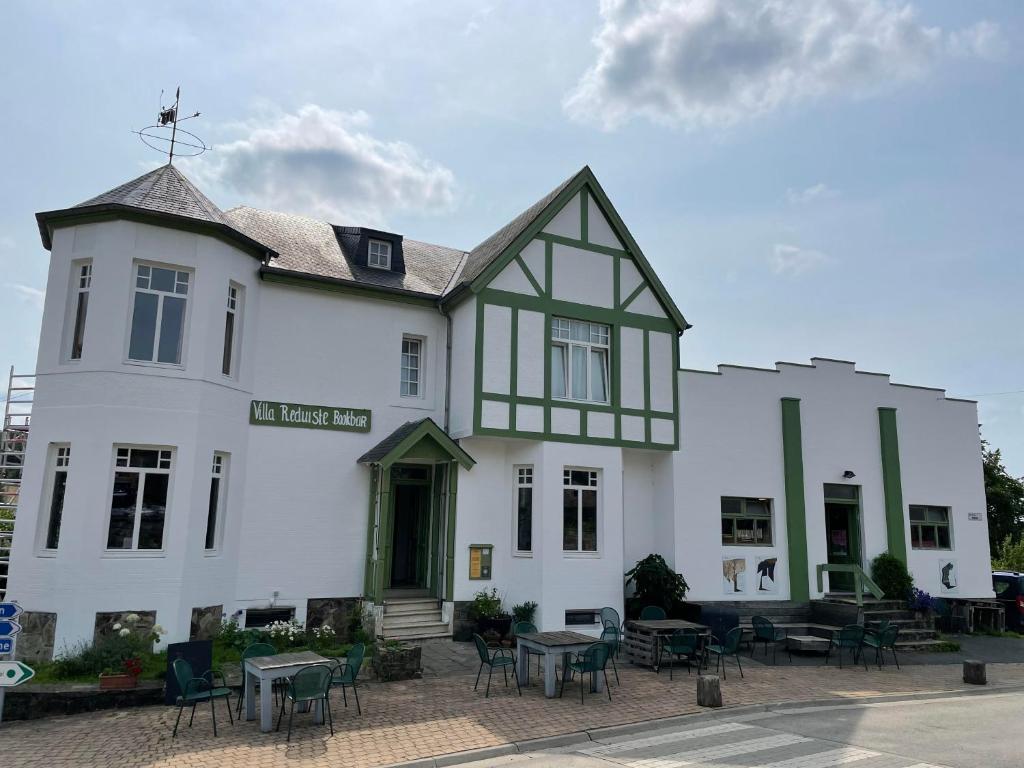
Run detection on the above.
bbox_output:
[306,597,362,642]
[371,644,422,682]
[189,604,223,640]
[14,611,57,663]
[93,610,156,644]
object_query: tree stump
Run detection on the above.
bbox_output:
[697,674,722,708]
[963,659,986,685]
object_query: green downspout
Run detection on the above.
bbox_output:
[363,465,379,599]
[444,461,458,602]
[878,408,908,563]
[781,398,810,602]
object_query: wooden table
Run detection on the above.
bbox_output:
[244,651,332,733]
[516,631,604,698]
[623,619,710,672]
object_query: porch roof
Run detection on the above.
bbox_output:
[357,418,475,470]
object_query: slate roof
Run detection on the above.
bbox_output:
[357,419,428,464]
[356,417,475,467]
[226,206,465,297]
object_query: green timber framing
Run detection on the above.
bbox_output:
[454,168,690,449]
[359,419,476,605]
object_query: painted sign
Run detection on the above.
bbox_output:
[0,603,22,620]
[0,620,21,638]
[250,400,371,433]
[0,661,35,687]
[967,512,984,522]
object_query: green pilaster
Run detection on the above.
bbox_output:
[373,466,392,602]
[444,462,459,602]
[878,407,908,563]
[781,398,810,602]
[363,465,379,598]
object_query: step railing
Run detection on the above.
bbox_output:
[815,563,884,607]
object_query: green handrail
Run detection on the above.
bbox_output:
[815,563,884,606]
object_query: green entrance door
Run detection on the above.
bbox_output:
[823,484,862,592]
[388,466,432,590]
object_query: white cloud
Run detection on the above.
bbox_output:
[786,183,839,204]
[565,0,1001,129]
[7,283,45,310]
[770,244,830,276]
[187,105,457,226]
[948,20,1007,60]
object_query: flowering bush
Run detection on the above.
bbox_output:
[909,587,936,613]
[122,657,143,678]
[265,619,305,646]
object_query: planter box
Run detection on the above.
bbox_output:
[477,616,512,639]
[98,674,138,690]
[372,644,422,682]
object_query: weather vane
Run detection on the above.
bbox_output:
[132,87,209,163]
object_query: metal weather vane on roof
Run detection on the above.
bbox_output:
[132,87,209,164]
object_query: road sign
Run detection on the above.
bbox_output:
[0,661,34,687]
[0,639,11,654]
[0,621,21,638]
[0,604,22,620]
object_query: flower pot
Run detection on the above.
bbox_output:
[99,673,139,690]
[477,616,512,639]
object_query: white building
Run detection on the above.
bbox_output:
[6,164,992,656]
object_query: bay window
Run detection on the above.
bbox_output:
[222,284,241,377]
[128,263,190,365]
[563,468,598,552]
[106,447,172,551]
[514,466,533,554]
[551,318,609,403]
[69,262,92,360]
[205,453,228,551]
[42,445,71,550]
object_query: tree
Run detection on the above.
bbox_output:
[983,441,1024,556]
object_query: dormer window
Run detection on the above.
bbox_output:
[368,239,392,269]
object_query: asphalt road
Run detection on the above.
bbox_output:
[463,690,1023,768]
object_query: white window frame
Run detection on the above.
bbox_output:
[551,318,611,404]
[368,239,392,269]
[400,335,424,398]
[37,444,71,554]
[204,452,229,553]
[104,445,174,555]
[513,465,534,556]
[65,260,92,362]
[221,283,243,378]
[562,467,600,556]
[125,261,193,367]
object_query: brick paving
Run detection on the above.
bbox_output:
[3,657,1023,768]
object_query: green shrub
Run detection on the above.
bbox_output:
[625,554,689,617]
[993,536,1024,572]
[511,601,538,624]
[870,552,914,600]
[467,588,504,620]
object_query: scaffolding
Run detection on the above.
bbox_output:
[1,366,34,600]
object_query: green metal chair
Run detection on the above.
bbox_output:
[513,621,544,678]
[661,629,700,680]
[276,664,334,742]
[472,633,521,697]
[706,627,745,680]
[639,605,667,621]
[559,641,612,704]
[599,624,621,684]
[825,625,868,670]
[600,606,622,633]
[330,642,365,714]
[171,658,234,737]
[236,642,279,717]
[751,616,791,664]
[863,624,901,669]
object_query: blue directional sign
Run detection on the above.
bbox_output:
[0,639,11,654]
[0,620,21,638]
[0,603,22,620]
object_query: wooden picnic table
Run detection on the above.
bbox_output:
[515,631,604,698]
[244,650,333,733]
[623,619,711,672]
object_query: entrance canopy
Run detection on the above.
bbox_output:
[357,417,475,469]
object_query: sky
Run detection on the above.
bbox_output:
[1,1,1022,475]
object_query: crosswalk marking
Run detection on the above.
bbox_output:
[619,733,812,768]
[752,746,879,768]
[580,722,754,756]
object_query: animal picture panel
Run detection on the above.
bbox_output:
[755,556,778,594]
[939,559,958,593]
[723,557,747,595]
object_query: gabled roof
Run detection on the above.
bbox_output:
[357,418,475,469]
[35,164,276,259]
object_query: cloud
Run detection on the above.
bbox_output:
[770,244,830,276]
[565,0,1001,129]
[7,283,45,310]
[948,20,1007,61]
[786,183,839,204]
[187,105,457,226]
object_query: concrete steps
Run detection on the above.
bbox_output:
[381,596,450,641]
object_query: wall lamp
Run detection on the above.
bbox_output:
[842,470,857,479]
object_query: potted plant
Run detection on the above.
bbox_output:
[99,657,142,690]
[624,554,689,618]
[511,601,538,627]
[468,588,512,639]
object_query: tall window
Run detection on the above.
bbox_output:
[551,318,609,403]
[128,264,190,365]
[222,284,241,376]
[70,262,92,360]
[514,466,533,554]
[205,453,228,551]
[42,445,71,550]
[400,337,422,397]
[106,447,172,551]
[721,497,773,546]
[563,468,598,552]
[368,239,391,269]
[910,505,952,549]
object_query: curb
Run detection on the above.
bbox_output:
[378,682,1024,768]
